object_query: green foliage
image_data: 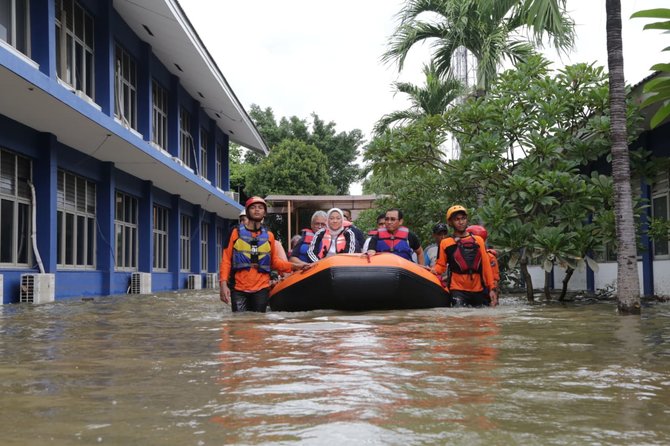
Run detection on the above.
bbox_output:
[245,139,336,197]
[632,8,670,128]
[384,0,575,91]
[247,105,363,194]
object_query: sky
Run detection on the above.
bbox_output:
[179,0,668,192]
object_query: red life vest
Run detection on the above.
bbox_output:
[446,234,482,275]
[318,229,348,258]
[376,227,413,261]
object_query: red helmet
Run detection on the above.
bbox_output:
[467,225,488,241]
[245,196,267,212]
[487,248,498,258]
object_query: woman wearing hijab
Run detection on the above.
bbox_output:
[307,208,359,262]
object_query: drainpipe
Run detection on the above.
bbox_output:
[27,180,46,274]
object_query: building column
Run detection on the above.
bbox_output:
[34,133,58,273]
[640,179,654,297]
[208,212,217,274]
[169,194,181,289]
[95,0,114,116]
[167,75,180,158]
[32,0,56,77]
[192,205,202,273]
[98,162,116,295]
[138,180,153,273]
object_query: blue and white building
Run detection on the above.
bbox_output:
[0,0,268,303]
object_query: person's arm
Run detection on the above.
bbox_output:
[307,230,323,262]
[432,239,448,276]
[364,235,378,255]
[409,232,424,265]
[219,228,238,304]
[346,229,358,253]
[478,238,497,306]
[415,246,425,266]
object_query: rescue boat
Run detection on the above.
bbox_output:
[269,253,451,312]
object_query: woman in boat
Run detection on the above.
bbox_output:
[307,208,359,262]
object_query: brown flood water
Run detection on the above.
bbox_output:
[0,292,669,445]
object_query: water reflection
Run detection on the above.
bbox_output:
[0,294,668,445]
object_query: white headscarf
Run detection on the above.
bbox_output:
[326,207,345,236]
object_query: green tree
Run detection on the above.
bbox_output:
[605,0,641,314]
[383,0,574,91]
[373,63,463,135]
[247,105,363,194]
[245,139,336,197]
[631,8,670,128]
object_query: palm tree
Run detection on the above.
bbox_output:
[373,63,464,135]
[605,0,641,314]
[383,0,574,92]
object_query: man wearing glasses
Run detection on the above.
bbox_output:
[289,210,328,263]
[364,208,424,265]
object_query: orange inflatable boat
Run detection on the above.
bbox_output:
[269,253,451,312]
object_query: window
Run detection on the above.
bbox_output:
[55,0,94,98]
[200,128,208,178]
[115,44,137,130]
[57,170,96,269]
[215,142,223,188]
[153,205,168,271]
[0,148,31,266]
[179,108,193,169]
[151,80,168,150]
[0,0,30,55]
[201,222,209,272]
[114,192,137,270]
[180,214,191,271]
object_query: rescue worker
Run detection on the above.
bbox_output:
[364,208,424,265]
[289,210,328,263]
[219,196,312,312]
[432,205,497,307]
[467,224,501,292]
[307,208,359,261]
[239,210,248,226]
[424,223,450,267]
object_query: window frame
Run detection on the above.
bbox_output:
[201,221,209,272]
[56,169,96,270]
[55,0,94,99]
[0,0,30,56]
[151,79,168,151]
[179,108,193,170]
[114,43,138,130]
[114,191,138,271]
[180,214,191,272]
[0,148,32,267]
[200,128,208,179]
[152,204,169,271]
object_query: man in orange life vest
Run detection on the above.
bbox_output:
[219,196,312,312]
[431,205,498,307]
[364,208,424,265]
[467,224,500,292]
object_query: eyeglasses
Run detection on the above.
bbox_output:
[313,222,326,227]
[385,217,398,221]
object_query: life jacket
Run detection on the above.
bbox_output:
[367,229,378,237]
[295,228,315,263]
[375,227,413,261]
[445,234,482,276]
[318,229,349,258]
[231,225,272,273]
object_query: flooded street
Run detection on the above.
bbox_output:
[1,292,669,445]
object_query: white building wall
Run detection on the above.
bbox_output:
[527,259,670,297]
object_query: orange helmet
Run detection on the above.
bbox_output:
[467,225,488,241]
[245,196,267,213]
[488,249,498,258]
[446,205,467,222]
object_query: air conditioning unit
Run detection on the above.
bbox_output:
[129,272,151,294]
[20,273,55,304]
[223,190,239,202]
[187,274,202,290]
[204,273,218,289]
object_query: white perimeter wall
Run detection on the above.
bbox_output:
[527,259,670,296]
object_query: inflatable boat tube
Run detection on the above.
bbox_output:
[269,253,451,312]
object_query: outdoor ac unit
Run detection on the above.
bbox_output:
[20,273,55,304]
[223,190,239,202]
[187,274,202,290]
[129,272,151,294]
[204,273,218,289]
